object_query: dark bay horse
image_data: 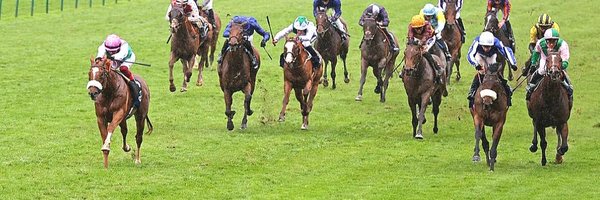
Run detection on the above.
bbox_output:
[470,63,508,171]
[87,57,153,168]
[484,9,516,81]
[168,5,203,92]
[356,18,399,103]
[278,38,324,130]
[402,42,446,139]
[527,52,572,166]
[314,10,350,89]
[217,22,260,130]
[441,0,463,83]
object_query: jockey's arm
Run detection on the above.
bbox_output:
[379,7,390,27]
[251,19,270,43]
[457,0,463,11]
[112,42,130,61]
[466,39,480,66]
[312,0,319,17]
[96,44,107,59]
[188,1,201,19]
[495,39,517,66]
[434,10,446,37]
[331,0,342,20]
[503,1,511,21]
[298,23,318,45]
[559,41,570,69]
[529,26,538,46]
[531,40,542,66]
[273,24,294,43]
[202,0,211,8]
[222,23,232,38]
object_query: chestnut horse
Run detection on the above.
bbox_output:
[356,18,399,103]
[314,9,350,89]
[402,42,446,139]
[441,0,463,83]
[278,38,324,130]
[198,7,222,68]
[484,9,516,81]
[217,22,260,130]
[87,57,153,168]
[167,5,204,92]
[470,63,508,171]
[527,52,572,166]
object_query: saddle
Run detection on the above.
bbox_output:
[114,70,142,118]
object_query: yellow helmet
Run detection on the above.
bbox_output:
[410,15,426,28]
[537,13,554,27]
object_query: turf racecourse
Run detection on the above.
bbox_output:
[1,0,600,198]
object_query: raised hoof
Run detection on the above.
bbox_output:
[169,85,176,92]
[180,87,188,92]
[344,77,350,83]
[374,86,381,94]
[355,95,363,101]
[473,155,481,162]
[529,144,538,152]
[414,134,424,140]
[555,154,564,164]
[122,144,131,152]
[226,121,234,131]
[322,79,329,87]
[301,124,308,130]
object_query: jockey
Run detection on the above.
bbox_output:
[313,0,349,41]
[405,15,444,84]
[529,13,560,53]
[526,28,572,101]
[467,31,517,107]
[273,16,321,70]
[487,0,514,49]
[218,16,270,69]
[165,0,209,36]
[95,34,140,108]
[198,0,216,28]
[438,0,466,43]
[421,3,452,63]
[358,3,399,52]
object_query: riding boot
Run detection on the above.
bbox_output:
[207,9,216,28]
[501,77,513,107]
[526,71,543,100]
[457,17,466,43]
[305,46,321,70]
[383,29,399,52]
[467,74,482,108]
[217,41,229,65]
[244,41,258,69]
[423,52,443,84]
[128,80,140,108]
[563,72,574,101]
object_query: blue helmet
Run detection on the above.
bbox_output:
[422,4,436,16]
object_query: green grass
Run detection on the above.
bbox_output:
[1,0,600,199]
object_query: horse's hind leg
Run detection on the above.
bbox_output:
[473,120,483,162]
[415,99,429,139]
[196,51,206,86]
[529,120,539,152]
[432,93,442,134]
[224,90,235,131]
[322,61,329,87]
[481,128,490,167]
[556,123,569,164]
[538,124,548,166]
[241,85,253,130]
[372,66,382,94]
[455,52,461,81]
[119,121,131,152]
[330,58,338,89]
[409,100,418,138]
[168,54,178,92]
[341,51,350,84]
[181,59,192,92]
[355,61,368,101]
[279,81,292,122]
[134,114,146,165]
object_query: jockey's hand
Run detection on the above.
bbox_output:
[272,39,278,46]
[260,40,267,48]
[510,64,518,71]
[475,65,483,71]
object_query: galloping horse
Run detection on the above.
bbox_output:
[402,42,446,139]
[278,38,324,130]
[314,9,350,89]
[356,18,399,103]
[527,52,572,166]
[470,63,508,171]
[484,9,515,81]
[198,6,222,68]
[168,5,203,92]
[217,21,260,130]
[441,0,463,83]
[87,57,153,168]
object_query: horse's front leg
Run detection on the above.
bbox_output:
[101,110,127,168]
[381,61,394,103]
[341,50,350,84]
[279,81,292,122]
[556,123,569,164]
[529,120,539,152]
[96,117,110,168]
[330,58,338,89]
[307,76,321,113]
[322,61,329,87]
[119,121,131,152]
[180,59,191,92]
[134,114,147,165]
[355,59,369,101]
[472,116,483,162]
[455,55,461,81]
[372,64,383,95]
[409,99,418,138]
[197,51,206,86]
[241,84,253,130]
[431,92,442,134]
[168,53,178,92]
[538,123,548,166]
[415,95,430,139]
[293,87,309,130]
[223,90,235,131]
[489,122,505,171]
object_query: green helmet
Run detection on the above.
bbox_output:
[294,16,309,30]
[544,28,559,39]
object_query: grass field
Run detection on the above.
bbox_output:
[1,0,600,198]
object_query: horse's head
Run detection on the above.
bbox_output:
[283,37,303,67]
[403,41,424,77]
[315,9,331,34]
[228,22,247,48]
[444,0,457,24]
[87,57,111,101]
[480,63,502,107]
[361,17,378,41]
[169,5,186,33]
[546,51,564,81]
[483,9,499,33]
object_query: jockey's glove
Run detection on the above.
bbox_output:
[475,65,483,71]
[260,40,267,48]
[562,61,569,70]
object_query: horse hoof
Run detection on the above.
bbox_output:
[101,144,110,152]
[559,146,569,155]
[433,127,438,134]
[134,159,141,165]
[227,121,234,131]
[529,144,538,153]
[473,155,481,162]
[332,84,336,90]
[355,95,363,101]
[322,79,329,87]
[301,124,308,130]
[422,118,427,124]
[278,117,285,122]
[414,134,424,140]
[542,158,547,166]
[379,98,385,103]
[169,86,176,92]
[247,109,254,116]
[456,75,461,81]
[196,81,204,86]
[344,78,350,83]
[374,86,381,94]
[240,123,247,130]
[123,144,131,152]
[180,87,187,92]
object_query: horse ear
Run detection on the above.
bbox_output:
[90,55,94,64]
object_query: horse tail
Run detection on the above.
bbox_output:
[145,116,154,135]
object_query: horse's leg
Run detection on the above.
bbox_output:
[330,58,338,89]
[355,60,368,101]
[341,49,350,84]
[307,78,320,113]
[432,93,442,134]
[322,61,329,87]
[556,123,569,164]
[279,81,292,122]
[538,123,548,166]
[241,84,253,130]
[489,122,505,171]
[168,53,178,92]
[409,99,418,138]
[293,87,308,130]
[446,59,454,85]
[508,61,514,81]
[196,51,206,86]
[209,40,217,67]
[481,128,490,167]
[456,51,462,81]
[102,111,127,168]
[372,65,383,95]
[96,118,110,168]
[134,114,146,165]
[472,117,483,162]
[223,90,235,131]
[119,121,131,152]
[381,63,393,103]
[415,97,429,139]
[180,59,191,92]
[529,120,539,152]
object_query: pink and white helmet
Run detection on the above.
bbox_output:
[104,34,122,52]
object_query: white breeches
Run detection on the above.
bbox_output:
[334,18,346,33]
[536,57,548,75]
[202,1,213,10]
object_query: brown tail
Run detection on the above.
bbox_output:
[145,116,154,135]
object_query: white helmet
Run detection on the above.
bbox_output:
[175,0,188,5]
[422,4,437,16]
[479,31,495,46]
[368,4,380,16]
[544,28,560,40]
[293,16,309,30]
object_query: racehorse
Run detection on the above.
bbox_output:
[168,5,203,92]
[278,37,324,130]
[87,57,153,168]
[198,5,222,68]
[217,21,260,130]
[484,9,516,81]
[402,42,446,139]
[441,0,463,83]
[527,52,572,166]
[470,63,508,171]
[356,18,399,103]
[314,9,350,89]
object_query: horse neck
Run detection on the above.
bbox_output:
[293,45,309,68]
[101,70,126,99]
[175,19,195,39]
[539,75,566,101]
[318,25,338,46]
[225,46,249,68]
